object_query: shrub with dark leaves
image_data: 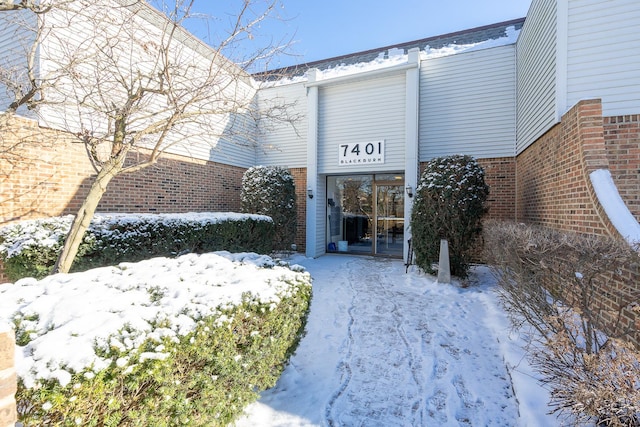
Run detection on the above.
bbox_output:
[410,155,489,278]
[241,166,297,251]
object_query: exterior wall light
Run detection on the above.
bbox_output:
[307,188,314,199]
[405,184,414,198]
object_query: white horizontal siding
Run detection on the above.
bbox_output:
[0,9,37,118]
[255,83,308,168]
[318,73,406,174]
[516,0,558,154]
[567,0,640,117]
[420,45,516,160]
[35,0,257,168]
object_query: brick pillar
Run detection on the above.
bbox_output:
[0,327,17,427]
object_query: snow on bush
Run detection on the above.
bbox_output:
[410,155,489,278]
[1,252,312,425]
[0,212,274,281]
[241,166,297,251]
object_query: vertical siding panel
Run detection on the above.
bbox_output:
[255,83,308,167]
[317,74,406,174]
[516,0,558,154]
[567,0,640,116]
[419,45,516,160]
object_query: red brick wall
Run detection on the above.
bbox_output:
[92,152,244,214]
[516,99,616,236]
[419,156,517,221]
[477,157,516,220]
[1,115,93,224]
[515,99,639,347]
[0,115,245,282]
[1,115,245,224]
[603,114,640,220]
[0,329,16,427]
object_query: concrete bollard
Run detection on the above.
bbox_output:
[437,239,451,284]
[0,325,17,427]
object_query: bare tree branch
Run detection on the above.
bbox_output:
[1,0,299,272]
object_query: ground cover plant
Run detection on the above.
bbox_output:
[484,221,640,426]
[0,212,274,281]
[241,166,297,251]
[410,155,489,277]
[0,252,312,426]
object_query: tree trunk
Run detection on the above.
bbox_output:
[53,160,123,274]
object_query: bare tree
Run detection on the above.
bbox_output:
[1,0,298,273]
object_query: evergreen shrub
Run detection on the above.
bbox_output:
[241,166,297,251]
[0,213,274,281]
[8,254,312,426]
[410,155,489,278]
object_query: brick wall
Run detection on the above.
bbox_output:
[0,115,246,282]
[92,152,245,214]
[0,328,16,427]
[1,115,246,224]
[603,114,640,220]
[1,115,91,224]
[419,156,517,221]
[516,99,616,236]
[477,157,516,220]
[515,99,639,347]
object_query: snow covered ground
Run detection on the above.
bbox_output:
[235,255,560,427]
[1,251,563,426]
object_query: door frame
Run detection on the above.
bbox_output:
[325,173,405,257]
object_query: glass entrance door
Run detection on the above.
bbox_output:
[374,183,404,256]
[326,174,404,257]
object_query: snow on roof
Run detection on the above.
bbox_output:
[257,18,524,87]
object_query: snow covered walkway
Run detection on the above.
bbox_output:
[235,255,556,426]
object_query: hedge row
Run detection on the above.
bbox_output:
[0,213,274,282]
[2,252,312,426]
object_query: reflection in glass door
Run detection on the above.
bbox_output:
[375,184,404,256]
[326,174,404,257]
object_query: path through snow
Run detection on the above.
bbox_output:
[235,255,556,426]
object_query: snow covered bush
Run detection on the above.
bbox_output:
[0,213,274,281]
[1,252,312,426]
[241,166,297,251]
[410,155,489,278]
[484,221,640,426]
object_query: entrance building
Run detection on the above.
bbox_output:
[326,174,405,257]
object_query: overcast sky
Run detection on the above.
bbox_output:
[179,0,532,71]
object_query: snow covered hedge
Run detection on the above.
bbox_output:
[410,155,489,278]
[0,252,312,426]
[241,166,297,251]
[0,212,274,282]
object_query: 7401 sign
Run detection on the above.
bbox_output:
[338,140,385,166]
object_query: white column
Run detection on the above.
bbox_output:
[305,69,319,258]
[404,48,420,263]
